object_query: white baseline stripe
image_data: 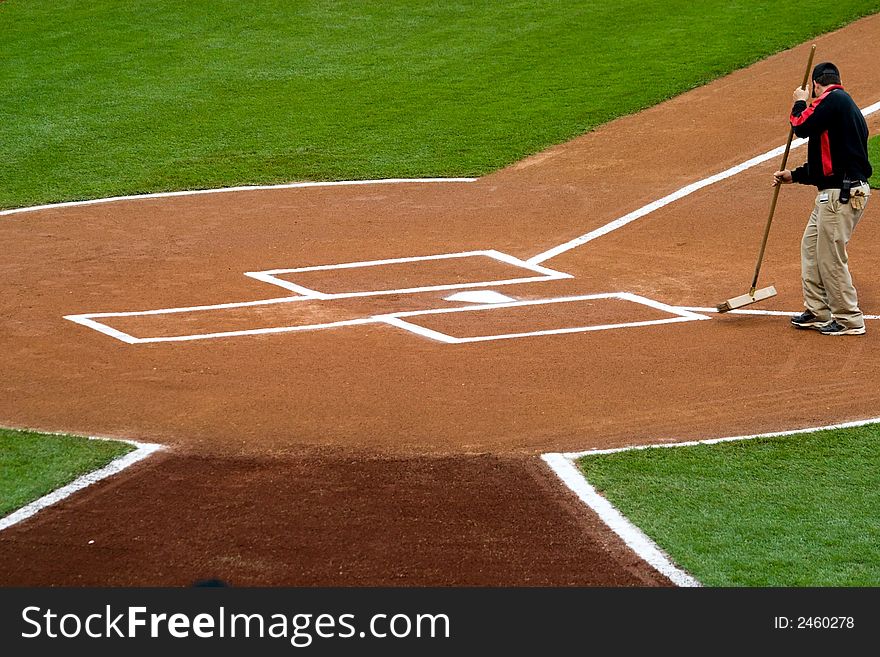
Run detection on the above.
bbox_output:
[380,317,460,343]
[543,414,880,587]
[134,317,377,343]
[0,437,164,532]
[241,273,330,298]
[0,178,477,217]
[561,415,880,460]
[385,293,621,318]
[542,453,700,587]
[528,100,880,265]
[219,275,569,302]
[616,292,709,321]
[379,293,709,342]
[482,249,574,278]
[64,316,140,344]
[445,316,699,343]
[246,250,571,298]
[256,250,497,274]
[679,306,880,320]
[64,295,308,319]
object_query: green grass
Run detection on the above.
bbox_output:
[2,0,879,209]
[577,426,880,586]
[0,428,134,518]
[870,135,880,189]
[3,2,880,578]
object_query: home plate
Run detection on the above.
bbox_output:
[444,290,515,304]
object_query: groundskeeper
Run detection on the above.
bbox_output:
[773,62,872,335]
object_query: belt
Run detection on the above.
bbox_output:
[820,182,867,190]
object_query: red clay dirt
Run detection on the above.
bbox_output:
[2,15,880,586]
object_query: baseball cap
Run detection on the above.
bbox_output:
[811,62,840,81]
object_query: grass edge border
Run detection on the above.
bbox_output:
[0,434,165,532]
[541,414,880,587]
[0,178,478,217]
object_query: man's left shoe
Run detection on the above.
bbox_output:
[819,320,866,336]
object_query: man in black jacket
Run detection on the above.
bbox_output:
[774,62,872,335]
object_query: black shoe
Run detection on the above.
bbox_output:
[790,310,831,330]
[819,320,865,336]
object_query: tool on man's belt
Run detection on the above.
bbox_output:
[716,44,816,314]
[851,186,868,211]
[840,178,852,205]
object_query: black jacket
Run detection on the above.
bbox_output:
[789,85,872,189]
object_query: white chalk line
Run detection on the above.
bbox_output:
[67,300,880,344]
[541,453,701,587]
[0,178,477,217]
[381,317,460,343]
[528,99,880,265]
[73,290,711,344]
[382,292,705,321]
[400,315,700,344]
[377,292,710,343]
[245,249,570,297]
[0,435,164,532]
[543,415,880,587]
[135,318,376,343]
[66,294,313,320]
[680,306,880,320]
[65,250,573,343]
[245,274,569,300]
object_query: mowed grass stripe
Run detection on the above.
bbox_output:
[0,428,134,519]
[577,426,880,586]
[2,0,879,209]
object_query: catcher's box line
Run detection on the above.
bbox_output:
[542,415,880,587]
[0,436,164,533]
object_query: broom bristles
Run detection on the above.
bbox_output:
[715,285,777,314]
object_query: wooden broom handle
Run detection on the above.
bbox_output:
[750,44,816,295]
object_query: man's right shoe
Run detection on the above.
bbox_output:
[790,310,831,330]
[819,320,866,336]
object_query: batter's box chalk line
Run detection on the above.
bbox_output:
[64,250,719,344]
[377,292,709,344]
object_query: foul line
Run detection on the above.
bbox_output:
[0,436,164,532]
[528,99,880,265]
[542,415,880,587]
[679,305,880,320]
[0,178,477,217]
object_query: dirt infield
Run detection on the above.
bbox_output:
[2,15,880,585]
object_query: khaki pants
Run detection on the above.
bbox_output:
[801,184,871,329]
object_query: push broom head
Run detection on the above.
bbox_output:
[716,285,777,313]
